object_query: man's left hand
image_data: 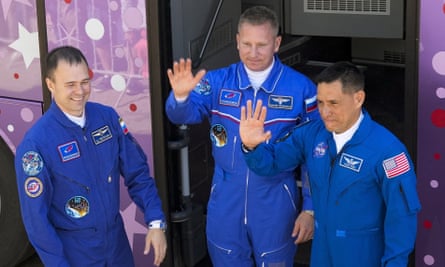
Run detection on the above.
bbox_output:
[144,228,167,266]
[292,211,314,244]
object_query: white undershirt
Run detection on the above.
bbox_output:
[333,112,364,153]
[65,111,86,128]
[245,57,274,92]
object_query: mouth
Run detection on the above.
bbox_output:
[71,95,85,101]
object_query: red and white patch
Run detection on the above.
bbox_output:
[383,152,410,179]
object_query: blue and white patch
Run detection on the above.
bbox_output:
[92,125,112,145]
[268,95,293,110]
[305,95,317,113]
[210,124,227,147]
[313,142,328,158]
[219,89,241,107]
[339,153,363,172]
[65,196,89,218]
[58,141,80,162]
[195,79,211,95]
[119,118,129,135]
[24,177,43,198]
[22,151,44,176]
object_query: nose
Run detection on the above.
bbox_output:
[75,82,90,94]
[249,46,259,57]
[319,105,331,117]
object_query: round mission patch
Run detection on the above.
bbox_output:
[24,177,43,198]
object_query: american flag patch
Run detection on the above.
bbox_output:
[383,152,410,179]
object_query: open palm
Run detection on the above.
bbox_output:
[239,99,272,149]
[166,58,206,99]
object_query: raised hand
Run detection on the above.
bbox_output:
[239,100,272,149]
[166,58,206,99]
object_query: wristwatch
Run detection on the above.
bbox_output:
[149,220,167,232]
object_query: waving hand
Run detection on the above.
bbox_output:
[239,100,272,150]
[167,58,206,100]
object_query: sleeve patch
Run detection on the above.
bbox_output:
[383,152,410,179]
[119,117,129,135]
[22,151,44,176]
[305,95,317,113]
[25,177,43,198]
[195,78,211,95]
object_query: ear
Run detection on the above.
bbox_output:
[354,90,366,106]
[236,33,240,50]
[274,35,282,53]
[45,77,55,94]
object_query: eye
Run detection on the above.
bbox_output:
[81,80,90,86]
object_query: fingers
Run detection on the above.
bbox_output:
[292,213,314,244]
[193,69,207,85]
[144,229,167,266]
[246,100,252,119]
[243,100,266,120]
[241,106,246,121]
[153,244,166,266]
[293,228,313,244]
[143,239,151,255]
[252,99,263,120]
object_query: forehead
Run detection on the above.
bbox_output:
[238,22,275,36]
[52,60,89,82]
[316,81,358,103]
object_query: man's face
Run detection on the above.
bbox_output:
[236,22,281,71]
[46,60,91,117]
[317,80,365,134]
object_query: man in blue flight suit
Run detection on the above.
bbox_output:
[165,6,318,267]
[239,61,421,267]
[15,46,167,267]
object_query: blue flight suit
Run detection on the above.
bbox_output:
[15,101,165,267]
[165,56,319,266]
[244,110,421,267]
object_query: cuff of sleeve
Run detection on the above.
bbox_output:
[149,220,167,232]
[241,143,255,153]
[175,95,188,103]
[303,210,314,216]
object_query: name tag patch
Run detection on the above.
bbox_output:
[219,89,241,107]
[92,126,112,145]
[58,141,80,162]
[268,95,293,109]
[339,153,363,172]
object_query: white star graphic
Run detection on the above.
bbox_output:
[120,203,148,250]
[8,23,40,69]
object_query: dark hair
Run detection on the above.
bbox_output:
[46,46,89,80]
[315,61,365,94]
[238,6,279,36]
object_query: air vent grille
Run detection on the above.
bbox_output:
[304,0,390,15]
[383,50,405,64]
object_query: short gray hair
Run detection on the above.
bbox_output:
[238,6,279,36]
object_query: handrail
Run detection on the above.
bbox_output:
[192,0,224,69]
